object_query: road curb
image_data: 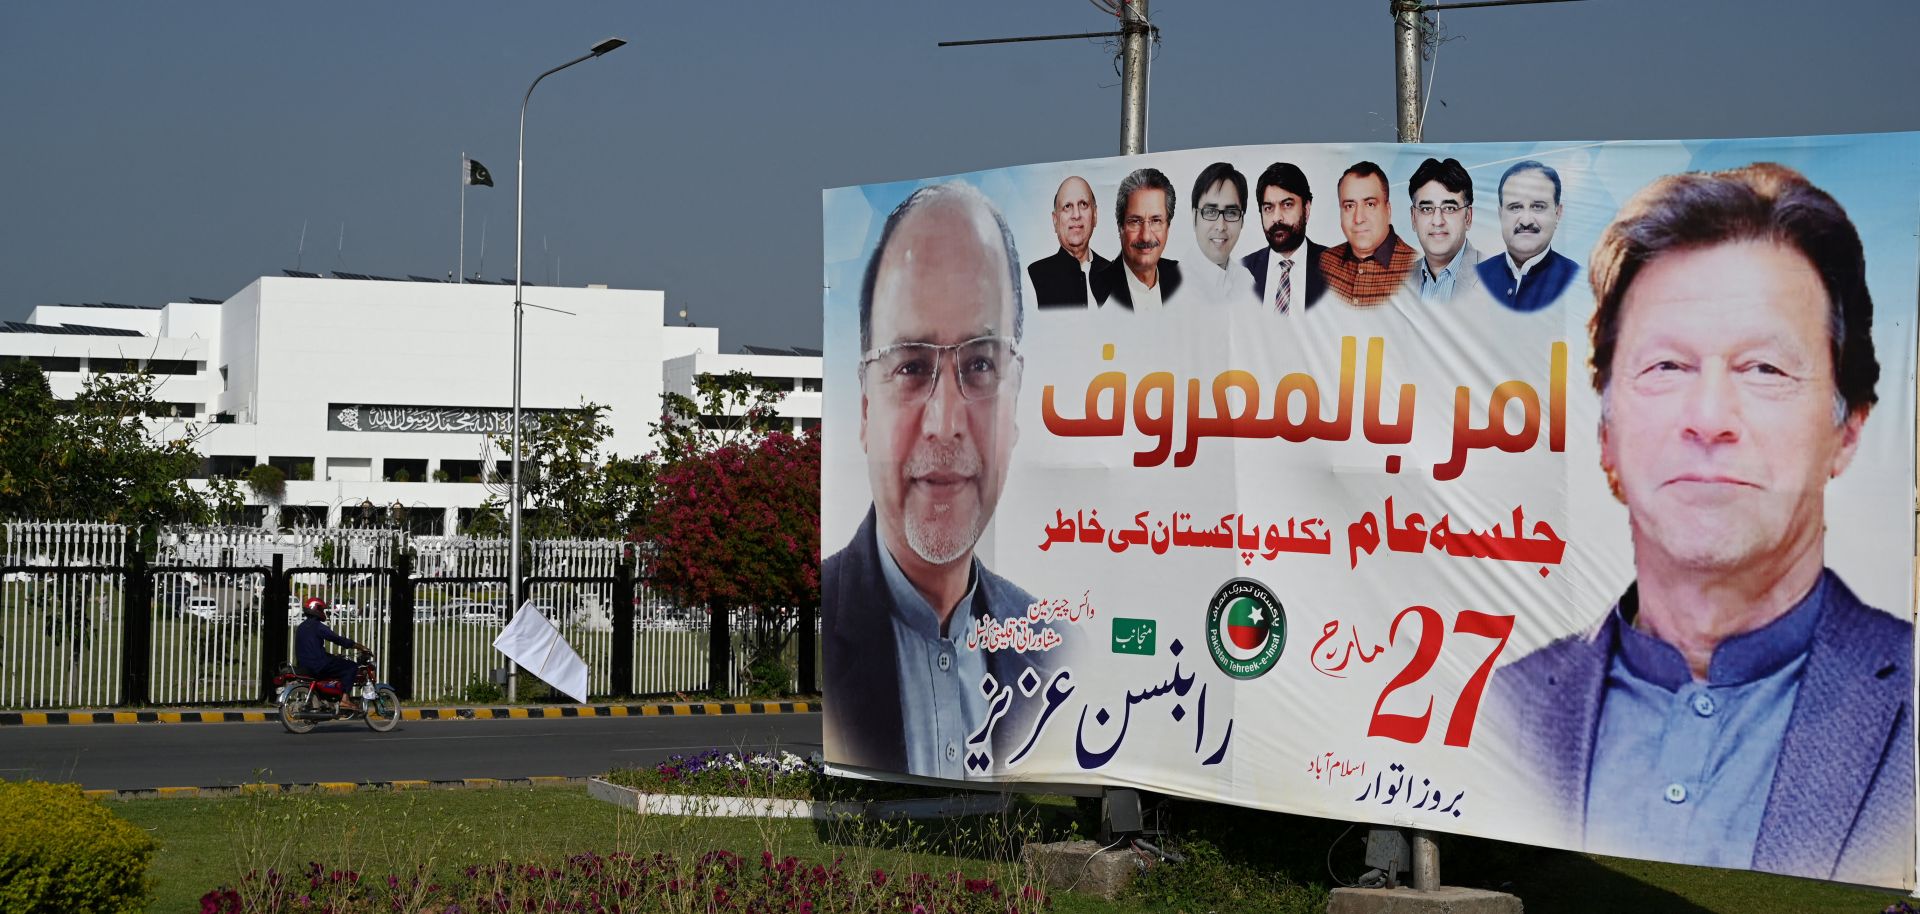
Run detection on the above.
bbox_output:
[84,775,590,801]
[0,700,819,726]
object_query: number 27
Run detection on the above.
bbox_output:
[1366,607,1514,748]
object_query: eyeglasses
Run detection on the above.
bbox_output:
[1198,205,1244,223]
[1123,215,1169,231]
[1414,202,1464,217]
[860,336,1021,404]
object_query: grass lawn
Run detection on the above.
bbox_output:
[108,785,1907,914]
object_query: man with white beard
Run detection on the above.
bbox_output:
[823,182,1041,779]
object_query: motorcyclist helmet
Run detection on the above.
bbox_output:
[302,597,330,618]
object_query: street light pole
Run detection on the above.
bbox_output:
[510,36,625,700]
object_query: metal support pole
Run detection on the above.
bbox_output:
[1118,0,1150,155]
[1411,829,1441,890]
[1394,0,1423,143]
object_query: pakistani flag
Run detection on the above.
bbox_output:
[1223,597,1270,658]
[466,158,494,187]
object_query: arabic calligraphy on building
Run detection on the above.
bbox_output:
[327,403,564,435]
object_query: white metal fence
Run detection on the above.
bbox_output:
[0,521,814,709]
[0,522,125,708]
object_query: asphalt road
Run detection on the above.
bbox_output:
[0,712,823,790]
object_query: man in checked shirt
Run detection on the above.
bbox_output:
[1320,160,1419,306]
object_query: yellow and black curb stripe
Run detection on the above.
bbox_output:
[0,701,818,727]
[83,775,586,801]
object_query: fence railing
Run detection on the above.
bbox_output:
[0,522,818,710]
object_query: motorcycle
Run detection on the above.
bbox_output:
[274,651,401,733]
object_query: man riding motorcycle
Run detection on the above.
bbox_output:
[296,597,371,712]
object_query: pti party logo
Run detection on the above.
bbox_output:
[1205,578,1286,680]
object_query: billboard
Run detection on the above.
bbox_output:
[821,133,1919,888]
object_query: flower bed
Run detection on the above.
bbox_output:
[602,750,968,805]
[200,851,1047,914]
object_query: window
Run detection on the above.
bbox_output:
[90,357,139,374]
[802,417,821,432]
[139,402,199,418]
[146,359,198,376]
[383,458,428,483]
[268,456,315,481]
[440,459,483,483]
[801,378,822,392]
[8,355,80,373]
[205,455,256,479]
[277,505,328,529]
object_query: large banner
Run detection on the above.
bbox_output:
[820,133,1919,889]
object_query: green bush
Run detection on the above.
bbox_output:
[1128,837,1328,914]
[0,780,155,913]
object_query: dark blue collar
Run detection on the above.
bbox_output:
[1610,570,1830,690]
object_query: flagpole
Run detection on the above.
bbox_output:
[459,153,467,284]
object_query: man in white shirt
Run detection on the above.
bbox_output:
[1092,168,1182,311]
[1181,162,1255,306]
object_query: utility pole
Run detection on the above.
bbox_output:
[1393,0,1424,143]
[1392,0,1588,144]
[1385,0,1588,888]
[1118,0,1150,154]
[940,1,1157,156]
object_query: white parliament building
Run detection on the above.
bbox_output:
[1,272,822,533]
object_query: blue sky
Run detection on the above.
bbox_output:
[2,1,1915,350]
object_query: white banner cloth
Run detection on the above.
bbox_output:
[493,601,589,703]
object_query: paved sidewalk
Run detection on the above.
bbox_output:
[0,699,819,726]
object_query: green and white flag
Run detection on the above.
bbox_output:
[466,158,494,187]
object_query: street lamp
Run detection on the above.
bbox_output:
[510,36,625,698]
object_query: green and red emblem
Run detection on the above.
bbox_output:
[1205,578,1287,680]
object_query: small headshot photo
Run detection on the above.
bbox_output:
[1476,160,1578,311]
[1489,163,1911,885]
[1184,162,1253,304]
[1243,161,1326,312]
[823,182,1044,778]
[1322,161,1419,307]
[1404,157,1481,303]
[1027,175,1110,309]
[1091,167,1182,310]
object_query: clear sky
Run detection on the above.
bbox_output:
[2,1,1915,350]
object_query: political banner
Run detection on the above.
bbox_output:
[820,133,1919,889]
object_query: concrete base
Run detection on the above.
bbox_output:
[1327,886,1523,914]
[1021,839,1141,900]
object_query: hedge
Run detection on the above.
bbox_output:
[0,781,155,913]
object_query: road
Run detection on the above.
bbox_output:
[0,712,823,790]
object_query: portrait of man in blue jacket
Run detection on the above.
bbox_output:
[823,182,1043,780]
[1476,159,1579,312]
[1489,162,1912,885]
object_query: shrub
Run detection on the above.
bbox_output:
[460,676,504,705]
[246,464,287,503]
[1128,837,1328,914]
[0,780,155,913]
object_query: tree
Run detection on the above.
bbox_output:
[637,430,820,696]
[465,401,655,540]
[0,360,239,528]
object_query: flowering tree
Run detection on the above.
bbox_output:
[638,430,819,695]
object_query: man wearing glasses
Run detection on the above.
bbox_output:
[1405,157,1483,303]
[1028,175,1111,309]
[1185,162,1253,305]
[1092,167,1183,310]
[1475,159,1579,312]
[823,182,1042,779]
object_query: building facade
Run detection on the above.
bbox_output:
[2,273,820,532]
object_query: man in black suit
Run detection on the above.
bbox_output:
[1242,162,1327,312]
[1027,175,1110,309]
[1091,167,1182,310]
[824,182,1044,779]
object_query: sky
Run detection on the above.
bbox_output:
[2,1,1916,351]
